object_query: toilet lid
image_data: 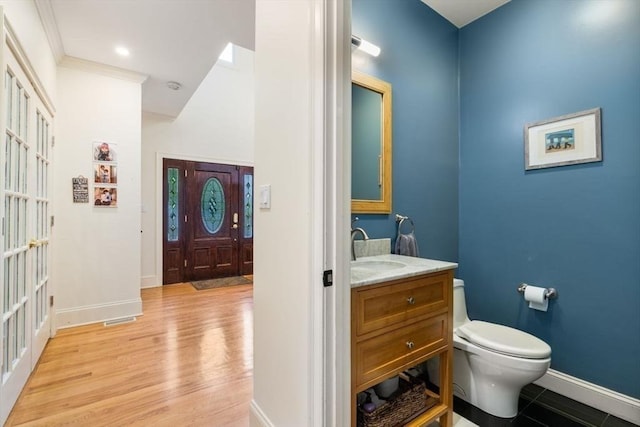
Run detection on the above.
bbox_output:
[455,321,551,359]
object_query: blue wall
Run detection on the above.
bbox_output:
[459,0,640,398]
[352,0,459,262]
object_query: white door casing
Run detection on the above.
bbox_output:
[322,0,351,426]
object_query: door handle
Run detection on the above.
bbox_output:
[233,213,238,224]
[232,224,238,229]
[29,239,41,249]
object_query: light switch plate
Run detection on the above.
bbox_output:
[259,184,271,209]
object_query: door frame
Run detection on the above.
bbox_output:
[154,152,253,287]
[323,0,351,425]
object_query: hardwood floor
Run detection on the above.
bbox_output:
[6,283,253,426]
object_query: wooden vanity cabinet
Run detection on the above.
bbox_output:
[351,269,454,427]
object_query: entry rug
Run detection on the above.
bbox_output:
[191,276,252,291]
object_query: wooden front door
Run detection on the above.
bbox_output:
[188,162,238,280]
[162,159,253,284]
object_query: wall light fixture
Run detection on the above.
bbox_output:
[351,35,381,57]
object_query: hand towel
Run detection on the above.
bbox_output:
[395,231,419,257]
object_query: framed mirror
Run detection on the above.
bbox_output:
[351,71,392,214]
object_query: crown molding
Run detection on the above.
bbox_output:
[59,56,148,84]
[34,0,65,63]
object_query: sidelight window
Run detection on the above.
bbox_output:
[167,168,179,242]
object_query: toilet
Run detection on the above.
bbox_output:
[427,278,551,418]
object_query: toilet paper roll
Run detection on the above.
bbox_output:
[524,285,548,312]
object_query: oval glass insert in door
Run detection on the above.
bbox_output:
[200,178,225,234]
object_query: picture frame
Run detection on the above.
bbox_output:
[524,108,601,170]
[93,187,117,207]
[93,141,117,162]
[94,164,117,184]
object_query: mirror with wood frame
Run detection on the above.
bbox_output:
[351,70,392,214]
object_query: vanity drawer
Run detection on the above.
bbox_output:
[353,272,449,336]
[354,313,448,388]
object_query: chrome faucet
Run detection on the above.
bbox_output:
[350,217,369,261]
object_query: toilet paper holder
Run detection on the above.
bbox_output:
[517,283,557,300]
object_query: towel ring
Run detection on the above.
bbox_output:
[397,216,415,234]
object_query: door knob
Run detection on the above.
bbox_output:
[406,341,415,350]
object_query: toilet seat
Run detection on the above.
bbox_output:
[455,320,551,359]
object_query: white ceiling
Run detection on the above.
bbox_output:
[421,0,511,28]
[36,0,255,117]
[35,0,507,117]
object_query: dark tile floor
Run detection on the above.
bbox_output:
[454,383,639,427]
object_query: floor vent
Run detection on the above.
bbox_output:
[103,316,137,327]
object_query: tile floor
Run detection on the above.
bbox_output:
[453,383,639,427]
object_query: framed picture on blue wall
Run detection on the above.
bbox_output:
[524,108,602,170]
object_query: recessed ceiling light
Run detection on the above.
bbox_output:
[115,46,130,57]
[166,81,182,91]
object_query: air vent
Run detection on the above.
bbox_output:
[103,316,136,327]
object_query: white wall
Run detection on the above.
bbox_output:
[53,62,144,327]
[141,45,254,287]
[250,1,329,425]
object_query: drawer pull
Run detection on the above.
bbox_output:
[407,296,415,305]
[406,341,415,350]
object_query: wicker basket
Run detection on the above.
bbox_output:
[357,377,432,427]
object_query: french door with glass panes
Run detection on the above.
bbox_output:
[0,40,54,422]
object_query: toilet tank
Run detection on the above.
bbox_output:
[453,279,471,329]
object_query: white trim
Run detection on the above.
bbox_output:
[535,369,640,424]
[155,151,254,168]
[59,56,148,84]
[55,298,143,329]
[322,0,351,426]
[4,18,56,116]
[140,275,158,289]
[154,151,254,287]
[34,0,64,62]
[309,0,326,425]
[0,7,6,379]
[249,400,274,427]
[310,0,324,423]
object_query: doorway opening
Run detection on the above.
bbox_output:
[162,159,253,285]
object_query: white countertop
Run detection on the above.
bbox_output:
[350,254,458,288]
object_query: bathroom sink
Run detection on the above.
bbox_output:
[351,260,406,272]
[350,255,458,288]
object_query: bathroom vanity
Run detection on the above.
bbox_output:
[351,254,457,427]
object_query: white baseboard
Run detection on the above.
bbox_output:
[141,275,159,288]
[56,298,143,329]
[534,369,640,424]
[249,400,274,427]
